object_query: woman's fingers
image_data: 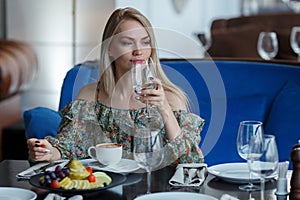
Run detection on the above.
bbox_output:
[27,138,51,161]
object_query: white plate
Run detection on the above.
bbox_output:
[81,158,140,174]
[207,162,277,183]
[134,192,217,200]
[0,187,37,200]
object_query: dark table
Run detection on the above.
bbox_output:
[0,160,289,200]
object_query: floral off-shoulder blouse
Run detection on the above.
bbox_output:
[45,99,205,166]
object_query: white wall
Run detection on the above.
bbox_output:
[6,0,115,111]
[116,0,241,58]
[6,0,241,110]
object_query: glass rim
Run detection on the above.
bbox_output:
[263,134,275,139]
[291,26,300,30]
[240,120,263,125]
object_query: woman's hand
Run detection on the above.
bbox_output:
[27,138,60,162]
[137,78,170,113]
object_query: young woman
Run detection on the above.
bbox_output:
[27,7,205,166]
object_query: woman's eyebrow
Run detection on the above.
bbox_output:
[119,35,150,40]
[119,36,134,40]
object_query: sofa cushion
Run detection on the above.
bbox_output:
[202,95,267,166]
[23,107,61,139]
[265,81,300,168]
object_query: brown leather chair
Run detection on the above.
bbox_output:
[0,39,38,160]
[207,12,300,60]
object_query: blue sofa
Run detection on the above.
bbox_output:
[24,59,300,168]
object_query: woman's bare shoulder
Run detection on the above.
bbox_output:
[76,82,97,101]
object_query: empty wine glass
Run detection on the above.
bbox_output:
[236,120,264,191]
[257,32,279,60]
[282,0,300,13]
[249,134,279,199]
[133,128,164,194]
[290,26,300,62]
[197,31,212,52]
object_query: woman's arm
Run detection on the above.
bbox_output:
[162,111,205,166]
[45,100,97,160]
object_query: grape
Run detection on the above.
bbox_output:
[44,174,51,181]
[44,171,52,175]
[58,171,65,179]
[63,168,70,176]
[39,179,46,186]
[55,165,62,174]
[39,166,71,187]
[45,178,52,186]
[50,172,57,180]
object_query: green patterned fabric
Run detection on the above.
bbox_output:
[45,99,205,166]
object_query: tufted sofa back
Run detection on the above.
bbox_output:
[208,13,300,60]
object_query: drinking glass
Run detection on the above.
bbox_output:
[290,26,300,62]
[133,128,164,194]
[257,32,279,60]
[197,31,212,51]
[282,0,300,13]
[236,120,264,191]
[131,58,157,121]
[249,134,279,199]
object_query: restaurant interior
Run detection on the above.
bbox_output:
[1,0,300,199]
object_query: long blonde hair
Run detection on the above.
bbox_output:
[97,7,188,108]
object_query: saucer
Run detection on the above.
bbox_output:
[81,158,140,174]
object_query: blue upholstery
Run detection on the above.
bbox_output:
[24,107,61,139]
[58,61,99,110]
[265,81,300,168]
[24,59,300,168]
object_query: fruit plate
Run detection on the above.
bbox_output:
[29,171,127,194]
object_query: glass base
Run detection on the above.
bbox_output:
[239,183,260,192]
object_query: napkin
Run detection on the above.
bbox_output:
[169,163,208,187]
[275,161,289,196]
[44,193,83,200]
[220,194,240,200]
[16,160,68,179]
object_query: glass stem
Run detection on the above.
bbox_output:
[147,170,151,194]
[298,53,300,62]
[146,98,150,117]
[248,160,254,187]
[260,177,265,200]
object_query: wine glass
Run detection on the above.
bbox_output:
[131,58,157,120]
[290,26,300,62]
[133,128,164,194]
[236,120,264,191]
[282,0,300,13]
[257,32,279,60]
[131,58,161,130]
[196,31,212,52]
[249,134,279,199]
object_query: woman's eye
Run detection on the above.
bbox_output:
[121,41,133,46]
[142,40,151,46]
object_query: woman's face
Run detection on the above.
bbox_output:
[109,19,152,74]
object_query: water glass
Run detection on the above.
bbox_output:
[290,26,300,62]
[236,120,264,191]
[257,32,279,60]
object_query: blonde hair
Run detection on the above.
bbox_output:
[97,7,188,108]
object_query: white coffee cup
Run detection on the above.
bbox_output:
[88,143,122,166]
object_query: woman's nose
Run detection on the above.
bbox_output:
[133,48,142,56]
